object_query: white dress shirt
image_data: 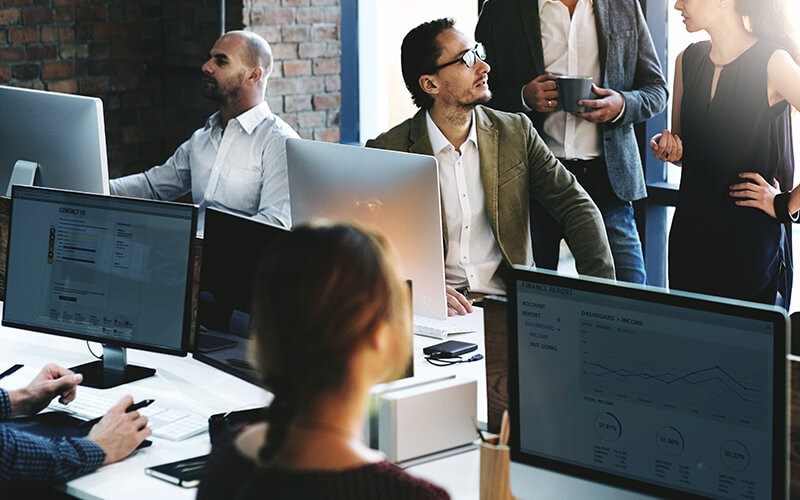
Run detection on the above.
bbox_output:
[535,0,603,160]
[110,101,298,232]
[425,111,506,295]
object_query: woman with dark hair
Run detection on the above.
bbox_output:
[198,223,449,499]
[650,0,800,305]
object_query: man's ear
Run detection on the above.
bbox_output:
[248,66,263,85]
[418,75,439,97]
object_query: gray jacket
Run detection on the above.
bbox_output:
[476,0,668,201]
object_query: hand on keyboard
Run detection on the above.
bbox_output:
[51,391,208,441]
[86,395,152,464]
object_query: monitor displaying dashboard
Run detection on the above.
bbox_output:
[193,207,288,384]
[3,186,197,388]
[0,85,110,196]
[287,138,447,320]
[507,267,788,500]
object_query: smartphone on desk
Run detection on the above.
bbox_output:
[145,455,208,488]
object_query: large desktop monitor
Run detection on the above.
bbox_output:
[507,267,788,499]
[287,138,447,320]
[0,85,110,196]
[3,186,197,388]
[193,207,289,384]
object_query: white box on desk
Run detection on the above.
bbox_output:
[368,375,477,463]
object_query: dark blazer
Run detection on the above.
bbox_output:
[366,106,615,280]
[475,0,668,202]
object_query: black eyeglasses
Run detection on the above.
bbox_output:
[430,43,487,73]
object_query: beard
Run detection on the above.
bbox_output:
[202,71,245,104]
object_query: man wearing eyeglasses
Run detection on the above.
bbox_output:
[475,0,667,285]
[367,18,614,315]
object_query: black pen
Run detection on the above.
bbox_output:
[0,364,24,382]
[80,399,155,428]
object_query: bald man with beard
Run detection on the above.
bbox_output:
[111,30,299,232]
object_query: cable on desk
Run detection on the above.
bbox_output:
[86,342,103,360]
[424,352,484,367]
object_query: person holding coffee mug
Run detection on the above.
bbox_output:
[476,0,667,285]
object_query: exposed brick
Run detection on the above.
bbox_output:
[47,78,78,93]
[296,128,313,140]
[311,24,337,41]
[312,57,339,75]
[57,25,75,42]
[312,93,339,110]
[296,7,324,24]
[54,6,74,22]
[271,42,298,60]
[79,76,109,94]
[311,0,338,5]
[0,65,10,84]
[53,0,80,5]
[59,42,89,59]
[314,127,339,143]
[298,42,325,59]
[253,7,293,25]
[283,59,310,77]
[326,110,339,126]
[324,74,340,92]
[0,8,21,25]
[25,45,57,60]
[40,26,57,43]
[281,25,309,43]
[285,94,312,112]
[253,25,280,44]
[22,6,53,25]
[297,110,326,128]
[322,6,339,23]
[8,27,39,44]
[266,95,283,112]
[12,62,39,80]
[0,47,25,62]
[283,0,310,6]
[41,60,74,79]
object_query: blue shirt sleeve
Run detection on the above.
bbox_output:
[0,389,106,489]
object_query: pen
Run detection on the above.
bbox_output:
[0,364,23,381]
[80,399,155,428]
[471,416,487,443]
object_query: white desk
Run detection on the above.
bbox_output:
[0,323,268,499]
[1,307,657,500]
[0,308,488,499]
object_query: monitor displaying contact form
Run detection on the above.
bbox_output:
[4,187,196,352]
[512,274,784,500]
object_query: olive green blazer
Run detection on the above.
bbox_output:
[366,105,614,280]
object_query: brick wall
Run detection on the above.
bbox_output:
[245,0,341,143]
[0,0,342,179]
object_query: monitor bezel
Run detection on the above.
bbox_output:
[2,185,198,357]
[191,207,289,384]
[506,266,788,500]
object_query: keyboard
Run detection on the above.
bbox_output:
[413,314,478,340]
[49,391,209,441]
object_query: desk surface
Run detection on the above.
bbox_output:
[2,309,798,500]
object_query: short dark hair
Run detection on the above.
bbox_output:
[401,18,455,109]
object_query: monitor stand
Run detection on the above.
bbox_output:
[5,159,40,196]
[70,345,156,389]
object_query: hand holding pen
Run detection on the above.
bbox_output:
[81,398,155,428]
[86,395,153,465]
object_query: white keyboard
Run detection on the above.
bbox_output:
[49,391,209,441]
[413,314,478,339]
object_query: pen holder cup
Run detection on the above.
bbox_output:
[479,441,515,500]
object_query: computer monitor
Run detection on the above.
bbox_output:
[3,186,197,388]
[0,85,110,196]
[193,207,289,384]
[507,267,788,499]
[287,138,447,320]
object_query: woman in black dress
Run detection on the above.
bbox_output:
[650,0,800,304]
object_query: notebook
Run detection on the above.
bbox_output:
[507,267,788,500]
